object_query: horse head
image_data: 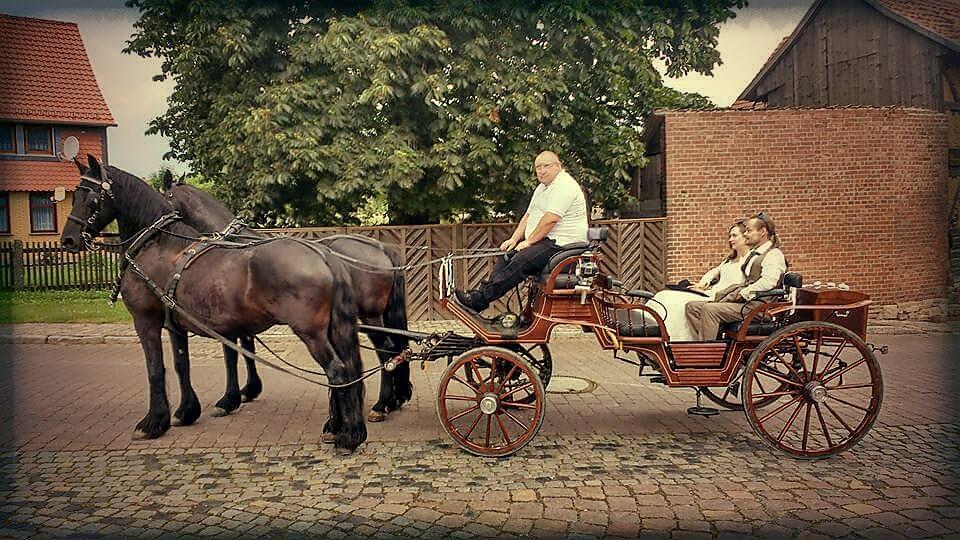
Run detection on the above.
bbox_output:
[61,155,117,253]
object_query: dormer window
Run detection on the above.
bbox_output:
[0,123,14,153]
[25,125,52,155]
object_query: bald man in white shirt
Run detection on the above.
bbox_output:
[456,151,588,312]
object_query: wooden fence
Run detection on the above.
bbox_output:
[0,218,667,320]
[0,240,123,291]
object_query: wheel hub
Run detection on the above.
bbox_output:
[805,382,828,403]
[479,393,499,415]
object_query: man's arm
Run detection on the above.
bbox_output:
[516,212,560,250]
[740,249,787,300]
[500,213,529,251]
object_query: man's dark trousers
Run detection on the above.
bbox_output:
[476,239,561,308]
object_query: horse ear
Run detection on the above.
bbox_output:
[73,156,89,175]
[86,154,103,177]
[162,170,174,191]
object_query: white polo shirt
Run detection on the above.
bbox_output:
[524,169,588,246]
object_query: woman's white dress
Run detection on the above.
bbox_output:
[648,257,746,341]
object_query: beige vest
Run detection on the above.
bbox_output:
[713,249,768,303]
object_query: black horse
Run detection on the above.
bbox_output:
[159,172,412,422]
[61,155,367,452]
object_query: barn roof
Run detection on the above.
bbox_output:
[0,14,116,126]
[738,0,960,102]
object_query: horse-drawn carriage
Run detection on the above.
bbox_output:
[61,155,883,459]
[362,227,885,459]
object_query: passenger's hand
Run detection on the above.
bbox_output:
[500,238,519,251]
[516,240,531,251]
[689,283,706,291]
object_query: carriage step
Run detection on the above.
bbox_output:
[650,376,667,385]
[687,405,719,417]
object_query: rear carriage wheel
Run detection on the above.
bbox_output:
[437,347,546,457]
[742,321,882,459]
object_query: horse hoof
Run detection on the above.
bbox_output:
[209,407,230,418]
[241,395,252,403]
[335,447,353,456]
[171,417,184,427]
[321,433,336,444]
[367,411,387,423]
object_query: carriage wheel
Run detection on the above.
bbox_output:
[437,346,546,457]
[701,364,791,411]
[742,321,882,459]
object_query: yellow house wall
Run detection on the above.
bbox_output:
[1,191,74,244]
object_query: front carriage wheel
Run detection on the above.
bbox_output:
[437,347,546,457]
[742,321,882,459]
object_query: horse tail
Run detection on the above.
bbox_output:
[384,247,412,404]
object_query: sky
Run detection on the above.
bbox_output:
[0,0,814,178]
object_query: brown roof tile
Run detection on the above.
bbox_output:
[0,160,84,192]
[874,0,960,46]
[0,14,116,126]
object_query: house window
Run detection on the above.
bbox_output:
[29,192,57,233]
[25,125,52,155]
[0,193,9,234]
[0,124,14,153]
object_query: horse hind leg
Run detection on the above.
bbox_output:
[365,317,400,422]
[169,330,201,426]
[212,339,243,417]
[239,336,263,402]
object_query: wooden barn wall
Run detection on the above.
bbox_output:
[754,0,948,109]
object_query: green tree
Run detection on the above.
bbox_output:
[126,0,738,225]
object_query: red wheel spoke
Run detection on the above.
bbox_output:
[826,383,875,391]
[468,361,486,388]
[756,367,804,388]
[817,338,848,379]
[503,409,530,430]
[777,400,805,442]
[823,401,855,434]
[810,331,823,377]
[770,349,804,382]
[758,395,804,424]
[814,403,833,447]
[792,334,809,379]
[828,394,870,413]
[463,410,483,438]
[484,416,492,447]
[753,389,799,399]
[821,357,866,385]
[444,395,478,401]
[501,381,534,399]
[495,415,512,445]
[496,365,519,394]
[501,401,537,409]
[450,374,479,394]
[448,404,480,422]
[801,403,813,451]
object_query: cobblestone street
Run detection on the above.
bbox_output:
[1,332,958,538]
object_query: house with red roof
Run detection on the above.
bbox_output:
[0,13,115,243]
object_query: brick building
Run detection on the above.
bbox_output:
[637,0,958,319]
[0,14,115,243]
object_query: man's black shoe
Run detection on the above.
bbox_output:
[455,289,488,312]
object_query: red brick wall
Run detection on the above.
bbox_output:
[662,107,949,304]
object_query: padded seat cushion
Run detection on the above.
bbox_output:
[720,320,778,336]
[613,309,661,337]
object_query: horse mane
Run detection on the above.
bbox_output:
[105,165,172,223]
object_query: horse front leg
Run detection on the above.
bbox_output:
[169,330,201,426]
[212,339,242,416]
[239,336,263,402]
[133,318,171,439]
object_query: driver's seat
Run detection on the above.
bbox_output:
[538,227,608,290]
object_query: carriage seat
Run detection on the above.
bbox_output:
[719,320,779,337]
[613,309,661,337]
[537,227,609,289]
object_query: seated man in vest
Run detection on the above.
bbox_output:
[456,150,588,312]
[685,212,787,340]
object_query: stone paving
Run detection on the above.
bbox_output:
[0,331,958,539]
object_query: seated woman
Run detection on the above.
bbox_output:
[648,220,750,341]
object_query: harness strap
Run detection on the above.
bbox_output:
[162,240,218,331]
[109,212,183,304]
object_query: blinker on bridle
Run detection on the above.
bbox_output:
[68,173,114,251]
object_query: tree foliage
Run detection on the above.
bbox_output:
[125,0,741,225]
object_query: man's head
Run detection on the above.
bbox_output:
[534,151,563,185]
[744,212,779,248]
